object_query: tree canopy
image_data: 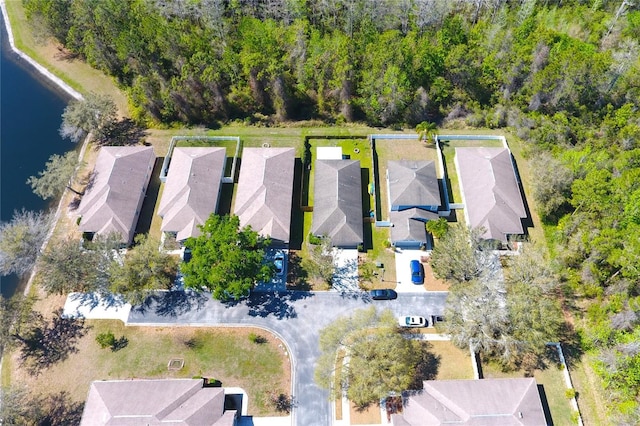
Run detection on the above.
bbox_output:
[59,92,117,142]
[315,307,433,407]
[181,214,272,300]
[0,209,52,276]
[109,234,178,305]
[27,151,84,199]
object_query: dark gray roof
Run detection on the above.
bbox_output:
[388,160,441,209]
[77,146,155,245]
[392,378,546,426]
[234,148,295,244]
[390,208,439,244]
[311,160,363,247]
[455,147,527,242]
[158,147,226,241]
[80,379,236,426]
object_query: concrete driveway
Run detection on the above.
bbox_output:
[126,290,447,426]
[394,249,428,292]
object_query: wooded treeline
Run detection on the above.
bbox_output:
[22,0,640,421]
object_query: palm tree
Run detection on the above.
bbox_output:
[415,121,437,145]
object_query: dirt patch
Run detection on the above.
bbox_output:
[350,400,381,425]
[422,260,449,291]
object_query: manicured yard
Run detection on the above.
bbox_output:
[429,341,475,380]
[5,320,291,417]
[480,348,576,426]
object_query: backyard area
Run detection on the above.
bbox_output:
[4,320,291,417]
[479,345,576,426]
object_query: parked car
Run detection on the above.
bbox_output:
[410,260,424,284]
[370,289,398,300]
[398,316,427,328]
[274,252,285,276]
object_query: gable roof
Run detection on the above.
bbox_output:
[158,147,226,241]
[388,160,441,209]
[392,378,546,426]
[390,208,439,244]
[80,379,236,426]
[312,160,363,247]
[455,147,527,242]
[77,146,155,245]
[234,148,295,244]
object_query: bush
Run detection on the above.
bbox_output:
[249,332,267,344]
[308,233,323,245]
[565,388,577,399]
[96,332,116,349]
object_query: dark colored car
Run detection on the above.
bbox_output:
[370,289,398,300]
[410,260,424,285]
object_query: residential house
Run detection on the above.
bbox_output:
[80,378,237,425]
[387,160,442,249]
[311,159,363,248]
[157,147,226,242]
[455,147,527,243]
[234,147,295,246]
[77,146,155,245]
[392,378,547,426]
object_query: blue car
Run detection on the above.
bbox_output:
[410,260,424,285]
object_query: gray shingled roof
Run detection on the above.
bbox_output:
[77,146,155,245]
[80,379,236,426]
[234,148,295,244]
[311,160,363,248]
[390,208,439,245]
[158,147,226,241]
[455,147,527,242]
[388,160,441,210]
[392,378,547,426]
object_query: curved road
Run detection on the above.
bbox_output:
[127,290,448,426]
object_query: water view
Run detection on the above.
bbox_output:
[1,17,73,297]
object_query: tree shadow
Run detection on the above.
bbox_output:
[135,289,209,317]
[286,251,311,290]
[245,291,315,320]
[67,291,128,313]
[111,336,129,352]
[409,341,440,389]
[94,118,148,148]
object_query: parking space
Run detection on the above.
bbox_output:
[394,249,428,293]
[254,248,288,292]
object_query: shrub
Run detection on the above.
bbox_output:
[308,233,323,245]
[565,388,577,399]
[96,332,116,349]
[249,332,267,344]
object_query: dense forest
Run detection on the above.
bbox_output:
[24,0,640,421]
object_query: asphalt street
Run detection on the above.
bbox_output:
[126,290,448,426]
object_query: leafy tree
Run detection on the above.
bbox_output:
[59,92,117,143]
[425,217,449,239]
[13,308,87,375]
[529,152,574,221]
[302,237,335,286]
[182,214,272,300]
[429,225,487,283]
[109,234,178,305]
[27,151,84,199]
[0,294,35,353]
[0,209,52,276]
[315,307,432,407]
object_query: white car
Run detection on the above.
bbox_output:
[398,316,427,328]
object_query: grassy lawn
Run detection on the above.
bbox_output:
[480,348,576,426]
[4,2,129,114]
[5,320,291,417]
[429,341,475,380]
[569,352,610,426]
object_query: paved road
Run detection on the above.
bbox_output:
[127,290,448,426]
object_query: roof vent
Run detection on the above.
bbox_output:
[518,412,523,419]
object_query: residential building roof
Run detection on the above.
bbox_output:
[80,379,236,426]
[455,147,527,242]
[390,208,439,244]
[388,160,441,209]
[158,147,226,241]
[311,160,363,247]
[392,378,547,426]
[77,146,155,245]
[234,147,295,245]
